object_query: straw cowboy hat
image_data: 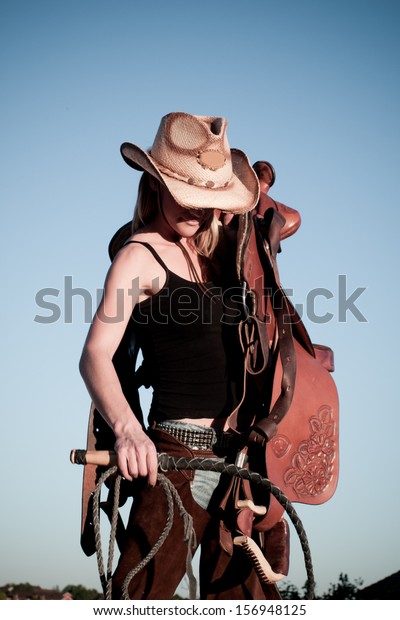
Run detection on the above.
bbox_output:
[120,112,260,214]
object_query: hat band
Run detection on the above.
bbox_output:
[156,161,232,189]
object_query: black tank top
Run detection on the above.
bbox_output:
[127,241,239,423]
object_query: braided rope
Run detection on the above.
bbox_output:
[93,471,197,600]
[92,455,315,600]
[121,474,197,600]
[159,455,315,599]
[107,472,122,599]
[92,465,119,598]
[121,475,175,600]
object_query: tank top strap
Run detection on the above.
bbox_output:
[123,240,169,273]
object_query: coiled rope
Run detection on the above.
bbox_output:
[92,455,315,600]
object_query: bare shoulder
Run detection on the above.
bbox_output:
[111,232,157,266]
[106,232,167,293]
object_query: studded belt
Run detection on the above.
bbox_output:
[156,422,238,451]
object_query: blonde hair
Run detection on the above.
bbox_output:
[132,172,220,258]
[132,172,157,233]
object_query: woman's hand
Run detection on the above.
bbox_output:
[114,428,158,487]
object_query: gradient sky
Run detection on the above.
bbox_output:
[1,0,399,599]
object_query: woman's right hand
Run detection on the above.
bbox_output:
[114,429,158,487]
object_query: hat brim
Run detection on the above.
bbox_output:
[120,143,259,214]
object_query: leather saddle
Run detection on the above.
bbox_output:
[219,196,339,546]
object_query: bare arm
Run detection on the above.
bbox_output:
[79,244,158,486]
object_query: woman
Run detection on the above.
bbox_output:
[79,112,268,599]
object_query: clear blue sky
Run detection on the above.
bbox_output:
[1,0,399,598]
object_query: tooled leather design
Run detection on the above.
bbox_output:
[283,405,336,498]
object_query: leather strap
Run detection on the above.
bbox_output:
[229,211,297,444]
[249,216,297,444]
[239,316,270,376]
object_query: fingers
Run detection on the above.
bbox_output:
[115,436,158,486]
[116,449,136,481]
[135,441,158,487]
[146,444,158,487]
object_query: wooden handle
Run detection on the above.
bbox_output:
[70,449,117,466]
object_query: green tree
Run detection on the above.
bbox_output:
[320,573,363,600]
[280,573,364,600]
[62,584,103,600]
[279,582,303,600]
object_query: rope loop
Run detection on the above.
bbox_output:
[92,455,315,600]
